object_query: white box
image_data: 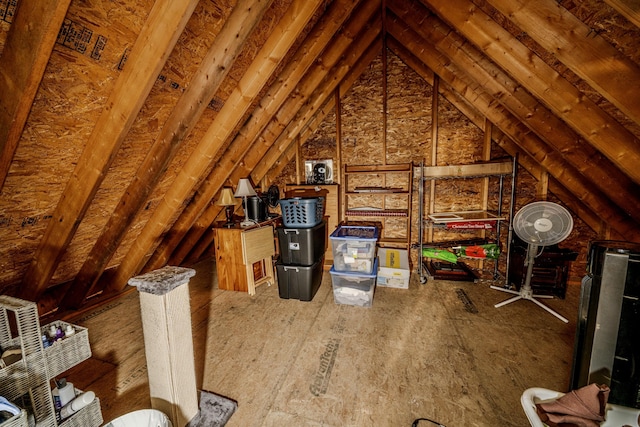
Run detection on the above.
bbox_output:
[377,248,410,289]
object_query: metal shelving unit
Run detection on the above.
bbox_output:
[416,157,517,284]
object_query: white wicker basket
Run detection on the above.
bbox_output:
[0,297,48,401]
[0,409,28,427]
[41,321,91,379]
[57,392,102,427]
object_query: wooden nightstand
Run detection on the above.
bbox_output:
[212,217,280,295]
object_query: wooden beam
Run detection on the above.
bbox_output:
[61,0,274,308]
[603,0,640,31]
[487,0,640,126]
[258,40,378,193]
[420,162,513,179]
[537,171,549,201]
[0,0,72,189]
[147,0,376,268]
[107,0,324,289]
[389,0,640,224]
[387,23,640,240]
[19,0,200,302]
[171,30,380,268]
[421,0,640,185]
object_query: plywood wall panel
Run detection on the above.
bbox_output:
[53,0,274,285]
[341,55,384,166]
[0,0,155,289]
[386,53,432,164]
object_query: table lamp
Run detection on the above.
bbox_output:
[216,187,236,227]
[234,178,257,227]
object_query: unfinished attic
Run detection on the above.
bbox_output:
[1,0,640,425]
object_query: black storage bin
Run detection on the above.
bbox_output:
[277,220,326,266]
[276,258,324,301]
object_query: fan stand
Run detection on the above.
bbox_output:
[491,244,569,323]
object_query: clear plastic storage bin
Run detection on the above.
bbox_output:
[329,225,379,274]
[329,259,378,307]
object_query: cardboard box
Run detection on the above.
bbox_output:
[377,248,410,289]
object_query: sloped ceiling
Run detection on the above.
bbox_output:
[0,0,639,316]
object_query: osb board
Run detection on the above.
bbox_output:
[386,53,433,164]
[52,0,236,285]
[474,0,640,141]
[0,0,156,288]
[297,108,338,185]
[0,0,15,53]
[340,54,385,165]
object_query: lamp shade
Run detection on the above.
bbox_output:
[234,178,257,197]
[216,188,235,206]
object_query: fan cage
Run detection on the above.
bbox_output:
[513,201,573,246]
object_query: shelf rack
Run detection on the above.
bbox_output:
[0,296,102,427]
[416,157,517,284]
[342,163,413,250]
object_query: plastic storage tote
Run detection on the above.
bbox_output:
[277,220,326,266]
[276,258,324,301]
[329,259,378,307]
[329,225,379,274]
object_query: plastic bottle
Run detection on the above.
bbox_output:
[52,378,75,410]
[48,324,58,341]
[59,391,95,420]
[64,324,75,337]
[55,326,65,341]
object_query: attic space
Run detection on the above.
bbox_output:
[1,0,640,424]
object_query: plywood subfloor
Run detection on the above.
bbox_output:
[64,258,579,426]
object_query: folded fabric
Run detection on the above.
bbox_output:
[535,383,609,427]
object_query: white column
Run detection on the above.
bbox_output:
[128,266,198,427]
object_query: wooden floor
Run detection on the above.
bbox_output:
[65,257,580,426]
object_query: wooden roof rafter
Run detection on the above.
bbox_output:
[486,0,640,125]
[386,8,640,241]
[146,0,373,270]
[389,0,640,223]
[19,0,201,302]
[421,0,640,185]
[0,0,72,189]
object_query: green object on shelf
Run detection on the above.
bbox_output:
[422,248,458,263]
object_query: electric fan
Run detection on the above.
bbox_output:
[265,184,280,217]
[491,201,573,322]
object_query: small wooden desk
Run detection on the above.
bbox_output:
[213,217,279,295]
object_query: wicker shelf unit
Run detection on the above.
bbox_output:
[0,296,102,427]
